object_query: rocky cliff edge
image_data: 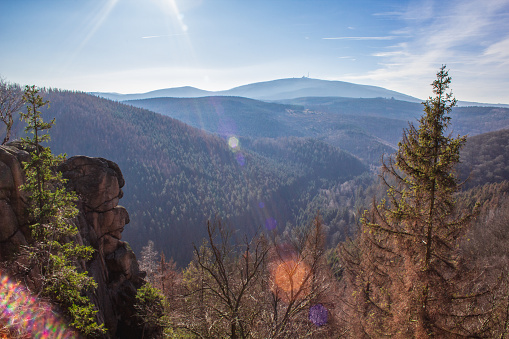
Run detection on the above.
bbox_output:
[0,142,145,338]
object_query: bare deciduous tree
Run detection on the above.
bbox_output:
[139,240,159,284]
[0,78,23,144]
[167,214,339,338]
[175,219,269,338]
[266,214,337,338]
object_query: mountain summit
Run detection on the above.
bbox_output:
[221,77,421,102]
[92,77,422,102]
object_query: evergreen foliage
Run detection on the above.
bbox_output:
[128,95,509,166]
[30,90,366,264]
[3,71,508,337]
[19,85,105,336]
[8,87,505,266]
[134,282,166,338]
[340,66,496,337]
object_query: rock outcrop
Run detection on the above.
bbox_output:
[0,143,145,338]
[0,143,30,259]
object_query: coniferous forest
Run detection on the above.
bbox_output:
[1,66,509,338]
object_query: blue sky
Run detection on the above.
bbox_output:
[1,0,509,104]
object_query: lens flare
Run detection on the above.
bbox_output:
[271,258,311,302]
[235,152,245,166]
[0,273,77,338]
[60,0,119,73]
[309,304,328,326]
[264,217,277,230]
[228,136,239,149]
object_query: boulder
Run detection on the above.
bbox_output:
[59,156,124,212]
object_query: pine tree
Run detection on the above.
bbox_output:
[342,66,488,337]
[19,85,105,336]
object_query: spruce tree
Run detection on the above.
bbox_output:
[19,85,105,336]
[342,66,488,337]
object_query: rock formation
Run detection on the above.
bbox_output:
[0,142,145,338]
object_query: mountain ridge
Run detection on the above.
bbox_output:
[125,95,509,165]
[92,77,509,107]
[92,77,422,103]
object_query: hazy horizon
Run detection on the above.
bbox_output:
[1,0,509,104]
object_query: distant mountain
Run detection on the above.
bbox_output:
[219,78,422,102]
[126,96,509,165]
[94,77,509,107]
[11,90,367,265]
[93,86,211,101]
[456,101,509,108]
[93,77,422,102]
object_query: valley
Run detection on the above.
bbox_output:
[25,78,509,266]
[3,0,509,335]
[124,94,509,165]
[2,76,509,337]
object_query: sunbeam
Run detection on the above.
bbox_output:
[79,0,119,50]
[60,0,119,73]
[167,0,188,32]
[147,0,198,70]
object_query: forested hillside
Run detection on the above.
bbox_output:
[3,76,509,338]
[126,96,298,138]
[127,96,509,165]
[10,90,367,264]
[6,88,508,266]
[459,128,509,189]
[129,68,509,338]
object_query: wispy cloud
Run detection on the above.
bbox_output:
[141,34,185,39]
[372,11,405,17]
[323,36,395,40]
[338,56,356,61]
[482,36,509,65]
[372,51,409,57]
[400,0,434,21]
[344,0,509,103]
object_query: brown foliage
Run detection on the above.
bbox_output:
[337,67,505,338]
[159,215,341,338]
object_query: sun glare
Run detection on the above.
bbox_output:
[81,0,119,47]
[150,0,191,33]
[147,0,197,68]
[166,0,188,32]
